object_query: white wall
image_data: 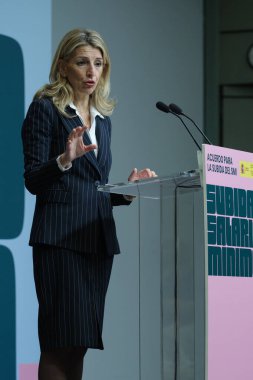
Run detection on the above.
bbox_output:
[52,1,203,379]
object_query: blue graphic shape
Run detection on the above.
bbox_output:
[0,35,24,238]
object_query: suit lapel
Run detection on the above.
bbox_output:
[95,116,102,163]
[95,116,108,166]
[82,130,101,175]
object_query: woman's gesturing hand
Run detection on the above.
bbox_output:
[128,168,157,182]
[59,126,97,167]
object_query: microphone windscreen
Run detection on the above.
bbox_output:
[156,101,169,113]
[168,103,183,115]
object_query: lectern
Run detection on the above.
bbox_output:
[99,170,206,380]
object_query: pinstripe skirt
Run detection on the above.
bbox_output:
[32,245,113,352]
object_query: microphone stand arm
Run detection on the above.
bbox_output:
[171,112,201,150]
[182,113,213,145]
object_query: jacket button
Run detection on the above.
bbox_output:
[94,180,100,187]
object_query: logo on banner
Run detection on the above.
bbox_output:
[207,184,253,277]
[240,160,253,178]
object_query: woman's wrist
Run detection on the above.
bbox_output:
[56,154,72,171]
[59,153,72,168]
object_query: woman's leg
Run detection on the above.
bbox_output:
[67,347,88,379]
[38,347,87,380]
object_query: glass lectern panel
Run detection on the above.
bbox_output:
[98,171,205,380]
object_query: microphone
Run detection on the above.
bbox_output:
[156,101,201,150]
[168,103,212,145]
[156,101,170,113]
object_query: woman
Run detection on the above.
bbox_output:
[22,28,155,380]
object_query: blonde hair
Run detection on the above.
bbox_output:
[35,28,115,116]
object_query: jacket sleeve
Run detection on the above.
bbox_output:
[21,98,65,195]
[110,193,132,206]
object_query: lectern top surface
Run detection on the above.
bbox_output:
[98,170,201,199]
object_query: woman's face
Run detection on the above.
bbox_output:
[60,45,104,98]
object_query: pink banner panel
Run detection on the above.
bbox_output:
[208,277,253,380]
[203,144,253,379]
[19,364,38,380]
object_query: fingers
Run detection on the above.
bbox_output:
[85,144,97,152]
[66,126,90,150]
[128,168,157,182]
[128,168,138,182]
[67,126,87,143]
[138,169,151,178]
[138,168,157,178]
[65,126,96,159]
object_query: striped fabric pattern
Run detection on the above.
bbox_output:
[33,245,113,351]
[21,97,130,256]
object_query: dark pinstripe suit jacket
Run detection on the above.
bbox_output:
[22,97,130,256]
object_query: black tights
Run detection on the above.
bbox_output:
[38,347,88,380]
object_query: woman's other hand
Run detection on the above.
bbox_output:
[128,168,157,182]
